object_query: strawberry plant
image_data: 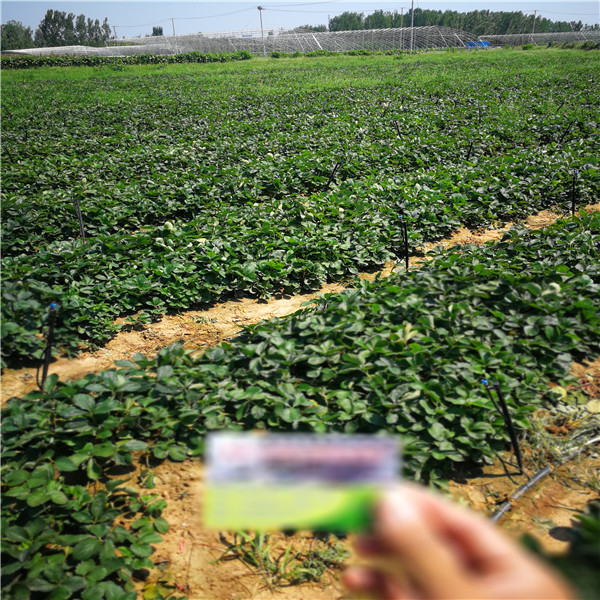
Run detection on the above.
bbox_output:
[2,51,599,367]
[2,50,599,595]
[2,211,599,597]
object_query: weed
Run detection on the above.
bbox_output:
[217,531,349,589]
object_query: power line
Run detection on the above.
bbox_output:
[115,20,170,28]
[263,8,348,14]
[268,1,340,7]
[115,7,254,28]
[173,8,255,21]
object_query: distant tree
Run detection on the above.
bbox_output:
[152,26,164,36]
[328,12,365,32]
[0,20,34,50]
[292,24,327,32]
[364,10,392,30]
[34,10,76,46]
[34,10,111,47]
[74,14,87,43]
[326,8,594,35]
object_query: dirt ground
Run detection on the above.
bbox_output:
[135,459,350,600]
[2,204,599,599]
[139,437,599,600]
[132,354,599,600]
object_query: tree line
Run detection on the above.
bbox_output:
[1,10,111,51]
[300,9,597,35]
[3,7,597,51]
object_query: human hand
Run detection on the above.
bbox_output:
[343,483,574,600]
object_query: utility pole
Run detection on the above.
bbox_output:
[532,10,537,35]
[172,18,176,36]
[258,6,266,57]
[112,25,117,39]
[410,0,415,52]
[400,7,404,49]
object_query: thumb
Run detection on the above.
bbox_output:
[374,488,478,600]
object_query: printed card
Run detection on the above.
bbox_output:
[204,432,400,532]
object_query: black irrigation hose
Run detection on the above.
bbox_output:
[481,379,524,474]
[558,120,575,145]
[493,382,524,474]
[397,215,409,271]
[571,169,579,217]
[36,303,57,391]
[466,139,474,162]
[324,160,342,192]
[73,194,86,240]
[490,436,600,523]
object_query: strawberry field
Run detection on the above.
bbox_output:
[2,49,600,599]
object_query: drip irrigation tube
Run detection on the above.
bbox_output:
[324,160,342,191]
[396,215,409,271]
[36,303,57,391]
[466,139,474,162]
[571,169,578,217]
[490,435,600,523]
[481,379,524,474]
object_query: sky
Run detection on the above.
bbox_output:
[1,0,598,38]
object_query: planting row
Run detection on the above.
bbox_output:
[2,54,599,257]
[0,50,252,70]
[2,213,599,598]
[2,53,599,366]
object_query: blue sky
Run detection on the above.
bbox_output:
[2,1,598,38]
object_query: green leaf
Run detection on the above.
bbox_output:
[167,445,187,461]
[137,531,163,544]
[130,543,154,558]
[72,537,102,560]
[26,577,55,592]
[50,585,73,600]
[87,459,102,480]
[428,422,447,441]
[121,440,147,451]
[86,566,108,582]
[63,577,86,592]
[153,517,169,533]
[55,456,78,472]
[91,443,115,458]
[73,394,95,411]
[75,560,95,576]
[1,561,23,576]
[4,526,29,542]
[82,587,104,600]
[27,490,49,507]
[49,490,69,505]
[9,582,29,600]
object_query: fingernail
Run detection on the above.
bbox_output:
[379,490,421,531]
